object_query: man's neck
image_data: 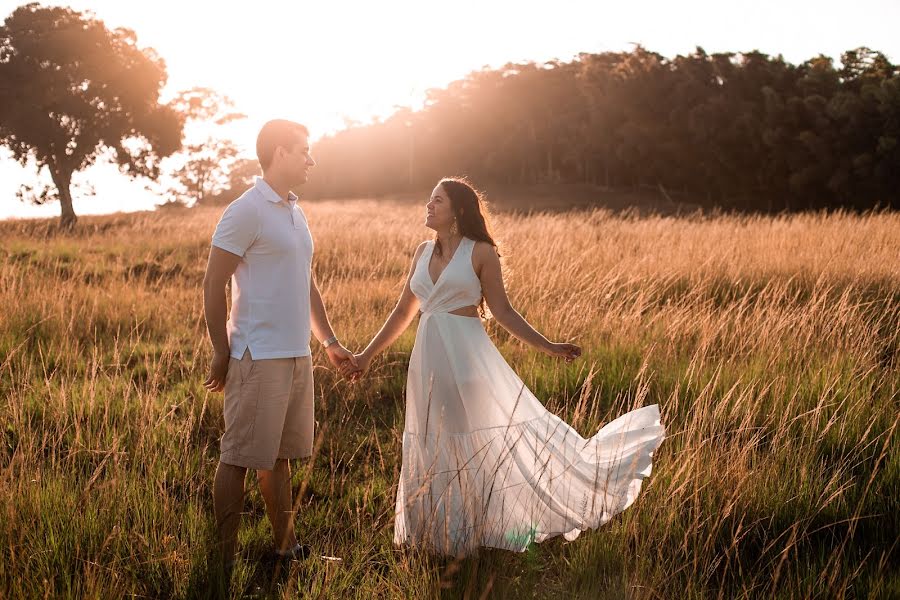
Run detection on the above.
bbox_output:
[262,175,292,203]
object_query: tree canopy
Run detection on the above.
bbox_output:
[305,46,900,212]
[0,3,183,226]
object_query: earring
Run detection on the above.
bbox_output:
[450,219,459,235]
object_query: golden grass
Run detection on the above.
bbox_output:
[0,202,897,599]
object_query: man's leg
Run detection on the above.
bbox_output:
[260,355,314,555]
[214,461,248,564]
[257,459,298,553]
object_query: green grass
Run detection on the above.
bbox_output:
[0,204,898,599]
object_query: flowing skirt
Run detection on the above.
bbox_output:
[394,312,665,556]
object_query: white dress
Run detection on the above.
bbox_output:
[393,237,665,556]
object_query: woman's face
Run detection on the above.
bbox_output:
[424,184,454,232]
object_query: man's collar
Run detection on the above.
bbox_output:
[255,176,298,204]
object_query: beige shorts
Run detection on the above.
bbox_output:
[220,349,314,470]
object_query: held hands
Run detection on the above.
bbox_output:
[340,352,371,382]
[325,342,359,374]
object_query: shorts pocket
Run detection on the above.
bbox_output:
[238,348,255,383]
[222,352,261,455]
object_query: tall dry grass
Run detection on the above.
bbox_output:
[0,202,897,599]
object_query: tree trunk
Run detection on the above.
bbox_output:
[546,147,553,182]
[50,166,77,229]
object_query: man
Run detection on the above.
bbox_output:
[202,119,356,570]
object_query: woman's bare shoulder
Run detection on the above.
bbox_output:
[411,240,430,261]
[472,240,499,260]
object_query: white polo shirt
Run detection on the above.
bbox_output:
[211,177,314,360]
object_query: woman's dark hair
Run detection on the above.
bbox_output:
[434,176,497,257]
[256,119,309,170]
[435,177,500,318]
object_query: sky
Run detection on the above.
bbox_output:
[1,0,898,220]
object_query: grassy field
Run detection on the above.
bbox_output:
[0,202,898,599]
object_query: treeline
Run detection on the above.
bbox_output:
[305,46,900,212]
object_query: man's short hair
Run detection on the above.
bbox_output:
[256,120,310,170]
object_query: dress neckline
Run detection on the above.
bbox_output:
[428,237,467,287]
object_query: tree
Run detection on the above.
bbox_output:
[301,45,898,212]
[167,138,240,206]
[0,3,183,227]
[163,87,248,207]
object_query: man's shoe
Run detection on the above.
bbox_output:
[275,543,311,562]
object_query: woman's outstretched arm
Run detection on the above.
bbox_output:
[343,242,428,378]
[475,241,581,361]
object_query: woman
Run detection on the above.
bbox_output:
[344,177,665,556]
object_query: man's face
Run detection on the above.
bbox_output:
[276,133,316,185]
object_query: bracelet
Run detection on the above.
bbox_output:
[322,335,338,349]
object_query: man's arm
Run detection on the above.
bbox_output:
[203,246,242,392]
[309,274,357,370]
